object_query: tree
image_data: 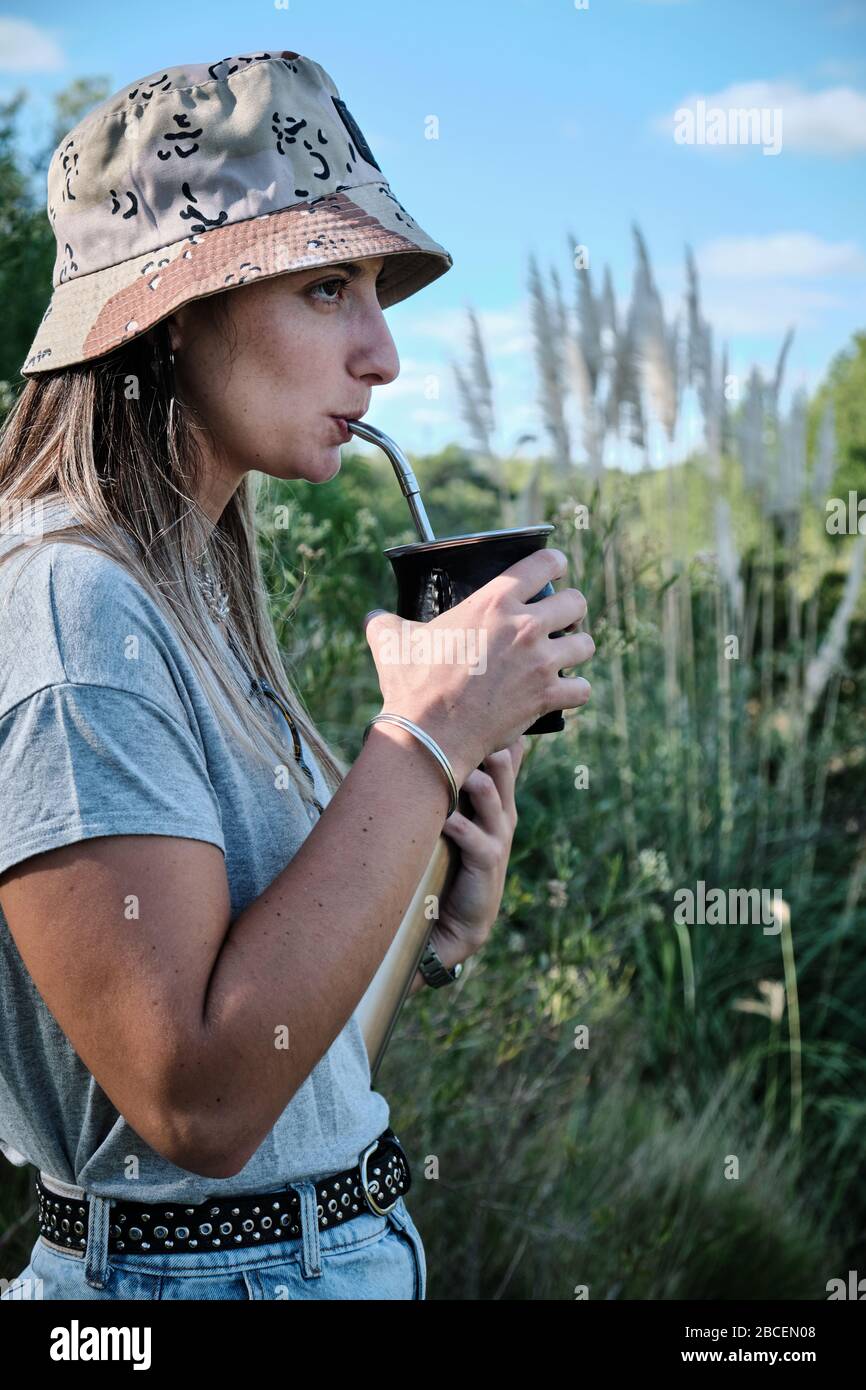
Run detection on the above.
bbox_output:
[0,77,110,393]
[0,92,56,386]
[808,332,866,499]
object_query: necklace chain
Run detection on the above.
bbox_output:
[194,562,231,623]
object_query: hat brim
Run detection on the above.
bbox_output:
[21,181,452,378]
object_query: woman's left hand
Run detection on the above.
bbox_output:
[417,739,525,984]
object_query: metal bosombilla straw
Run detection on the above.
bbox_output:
[347,419,436,543]
[346,417,461,1077]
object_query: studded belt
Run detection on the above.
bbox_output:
[36,1128,411,1257]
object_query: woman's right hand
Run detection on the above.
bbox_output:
[362,548,594,783]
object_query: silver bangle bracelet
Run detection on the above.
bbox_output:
[362,713,460,818]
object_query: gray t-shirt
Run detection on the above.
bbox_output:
[0,499,389,1202]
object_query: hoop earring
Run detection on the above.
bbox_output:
[167,345,177,434]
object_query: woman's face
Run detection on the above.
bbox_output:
[160,254,398,521]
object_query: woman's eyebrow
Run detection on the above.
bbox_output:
[307,260,385,280]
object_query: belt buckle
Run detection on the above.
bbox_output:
[359,1133,403,1217]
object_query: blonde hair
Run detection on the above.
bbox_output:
[0,302,349,803]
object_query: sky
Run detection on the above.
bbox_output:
[1,0,865,466]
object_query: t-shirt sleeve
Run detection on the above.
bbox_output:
[0,681,225,879]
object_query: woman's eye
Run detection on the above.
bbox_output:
[308,276,350,305]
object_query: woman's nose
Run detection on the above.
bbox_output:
[357,307,400,388]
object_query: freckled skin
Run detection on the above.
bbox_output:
[154,255,399,522]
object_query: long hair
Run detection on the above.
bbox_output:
[0,296,349,802]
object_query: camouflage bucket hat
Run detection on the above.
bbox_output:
[21,49,453,378]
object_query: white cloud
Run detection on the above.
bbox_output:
[686,232,866,332]
[372,357,450,402]
[359,331,546,457]
[399,302,533,358]
[0,18,65,72]
[697,233,866,279]
[701,284,848,335]
[407,407,451,426]
[815,58,865,81]
[654,80,866,155]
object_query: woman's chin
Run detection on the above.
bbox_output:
[260,448,342,485]
[301,449,343,484]
[320,445,343,475]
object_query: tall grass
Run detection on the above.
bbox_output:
[380,228,864,1294]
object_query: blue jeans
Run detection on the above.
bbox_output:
[1,1180,426,1300]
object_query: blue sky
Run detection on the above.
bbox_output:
[2,0,865,464]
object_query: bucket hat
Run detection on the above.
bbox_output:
[21,49,453,378]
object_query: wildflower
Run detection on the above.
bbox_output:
[732,979,785,1024]
[637,848,673,891]
[547,878,568,909]
[297,542,325,562]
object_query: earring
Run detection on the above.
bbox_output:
[166,343,177,433]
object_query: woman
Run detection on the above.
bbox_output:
[0,50,593,1301]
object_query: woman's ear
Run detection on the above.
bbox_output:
[166,315,183,356]
[146,310,186,357]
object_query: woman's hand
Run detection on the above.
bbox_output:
[409,739,525,994]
